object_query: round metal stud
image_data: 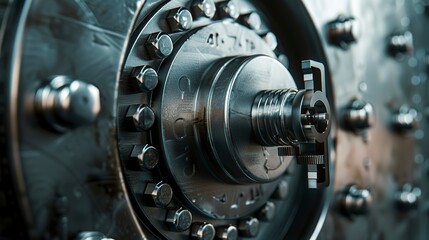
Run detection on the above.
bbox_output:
[388,31,414,56]
[394,184,421,211]
[215,226,238,240]
[125,105,155,132]
[34,75,101,132]
[343,100,375,131]
[257,201,276,221]
[191,223,216,240]
[217,0,240,20]
[144,181,173,208]
[237,217,259,237]
[239,12,261,30]
[273,180,289,200]
[261,32,278,50]
[327,16,360,49]
[192,0,216,19]
[131,145,159,170]
[166,208,193,232]
[76,231,114,240]
[133,66,159,92]
[337,185,372,217]
[391,106,418,133]
[145,32,174,59]
[167,8,193,32]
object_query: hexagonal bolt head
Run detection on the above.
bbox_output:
[130,145,159,170]
[215,225,238,240]
[257,201,276,221]
[389,31,414,56]
[217,0,240,20]
[144,181,173,208]
[191,223,215,240]
[133,66,159,92]
[327,16,360,49]
[125,104,155,132]
[166,208,193,232]
[34,76,101,132]
[237,217,259,237]
[145,32,173,59]
[239,12,261,30]
[192,0,216,19]
[167,8,193,32]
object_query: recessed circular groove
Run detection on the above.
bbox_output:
[118,0,334,239]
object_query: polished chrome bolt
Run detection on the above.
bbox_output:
[239,12,261,30]
[327,16,360,49]
[261,32,278,51]
[388,31,414,56]
[191,223,216,240]
[34,76,101,132]
[392,106,418,133]
[217,0,240,20]
[216,226,238,240]
[167,8,193,32]
[125,105,155,132]
[337,185,372,218]
[257,201,275,221]
[130,145,159,170]
[145,32,173,59]
[166,208,193,232]
[237,217,259,237]
[394,184,421,211]
[343,100,375,131]
[144,181,173,208]
[192,0,216,19]
[273,179,289,200]
[76,231,114,240]
[133,66,158,92]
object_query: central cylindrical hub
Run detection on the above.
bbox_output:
[201,55,298,184]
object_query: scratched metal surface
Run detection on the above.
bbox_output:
[302,0,429,239]
[3,0,147,239]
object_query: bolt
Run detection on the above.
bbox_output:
[133,66,158,92]
[216,226,238,240]
[327,16,360,49]
[388,31,414,56]
[395,184,421,211]
[391,106,418,133]
[130,145,159,170]
[144,181,173,208]
[166,208,193,232]
[167,8,193,32]
[261,32,278,53]
[337,185,372,218]
[125,104,155,132]
[273,179,289,200]
[239,12,261,30]
[76,231,114,240]
[237,217,259,237]
[257,201,276,221]
[192,0,216,19]
[145,32,173,59]
[191,223,215,240]
[217,0,240,20]
[343,100,375,131]
[34,76,101,132]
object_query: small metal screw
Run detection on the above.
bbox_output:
[239,12,261,30]
[261,32,278,50]
[215,226,238,240]
[145,32,173,59]
[394,184,421,211]
[133,66,159,92]
[166,208,193,232]
[237,217,259,237]
[388,31,414,56]
[144,181,173,208]
[217,0,240,20]
[130,145,159,170]
[343,100,375,131]
[76,231,114,240]
[192,0,216,19]
[257,201,276,221]
[191,223,215,240]
[391,106,418,133]
[273,179,288,200]
[337,185,372,218]
[35,76,101,132]
[126,105,155,132]
[327,16,360,49]
[167,8,193,32]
